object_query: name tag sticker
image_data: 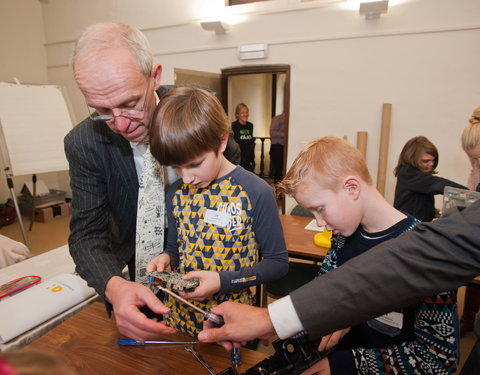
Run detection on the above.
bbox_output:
[204,208,230,228]
[374,311,403,329]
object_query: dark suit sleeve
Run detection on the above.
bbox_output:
[65,121,137,301]
[290,201,480,340]
[224,132,241,165]
[164,183,180,268]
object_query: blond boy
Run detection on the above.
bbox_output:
[278,137,458,375]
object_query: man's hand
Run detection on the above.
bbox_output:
[105,276,176,341]
[180,271,220,300]
[198,301,276,350]
[318,328,350,352]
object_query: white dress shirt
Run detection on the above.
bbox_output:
[130,91,179,186]
[268,295,305,339]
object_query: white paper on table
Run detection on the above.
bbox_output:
[0,273,95,343]
[304,219,325,232]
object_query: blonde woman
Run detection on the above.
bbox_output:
[459,107,480,336]
[232,103,255,172]
[462,107,480,192]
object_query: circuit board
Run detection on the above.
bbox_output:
[147,270,199,292]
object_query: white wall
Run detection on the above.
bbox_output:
[0,0,47,85]
[0,0,70,203]
[2,0,479,209]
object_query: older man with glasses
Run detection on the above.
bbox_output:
[65,22,238,341]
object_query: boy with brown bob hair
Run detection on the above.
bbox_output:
[278,136,458,375]
[147,87,288,337]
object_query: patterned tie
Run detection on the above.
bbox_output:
[135,146,165,286]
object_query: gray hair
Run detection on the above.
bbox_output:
[72,22,152,77]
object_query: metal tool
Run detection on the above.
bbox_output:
[150,277,239,373]
[3,168,29,247]
[149,280,224,327]
[231,347,242,375]
[29,173,36,231]
[118,338,199,346]
[184,345,217,375]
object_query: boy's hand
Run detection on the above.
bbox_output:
[299,358,331,375]
[146,253,171,273]
[318,327,350,352]
[180,271,220,300]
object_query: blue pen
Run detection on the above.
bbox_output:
[231,347,242,374]
[118,338,199,346]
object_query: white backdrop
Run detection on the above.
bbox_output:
[0,82,72,176]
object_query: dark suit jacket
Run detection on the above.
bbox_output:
[65,118,138,300]
[290,200,480,341]
[65,87,240,299]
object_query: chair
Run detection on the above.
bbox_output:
[261,261,320,345]
[261,205,321,344]
[265,262,320,298]
[289,204,314,218]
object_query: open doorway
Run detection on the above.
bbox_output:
[175,65,290,213]
[222,65,290,213]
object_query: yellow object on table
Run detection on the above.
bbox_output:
[314,230,332,248]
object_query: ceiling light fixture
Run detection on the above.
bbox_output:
[359,0,388,19]
[200,20,230,34]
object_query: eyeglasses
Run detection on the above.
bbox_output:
[86,76,152,122]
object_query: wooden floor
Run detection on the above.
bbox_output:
[0,214,70,256]
[0,214,476,372]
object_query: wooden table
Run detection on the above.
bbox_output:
[279,214,329,261]
[27,302,267,374]
[279,215,480,289]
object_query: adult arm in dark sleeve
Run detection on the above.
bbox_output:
[66,121,175,342]
[65,124,131,299]
[224,131,241,165]
[163,184,180,268]
[291,201,480,340]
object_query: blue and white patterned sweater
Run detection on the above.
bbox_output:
[320,215,458,374]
